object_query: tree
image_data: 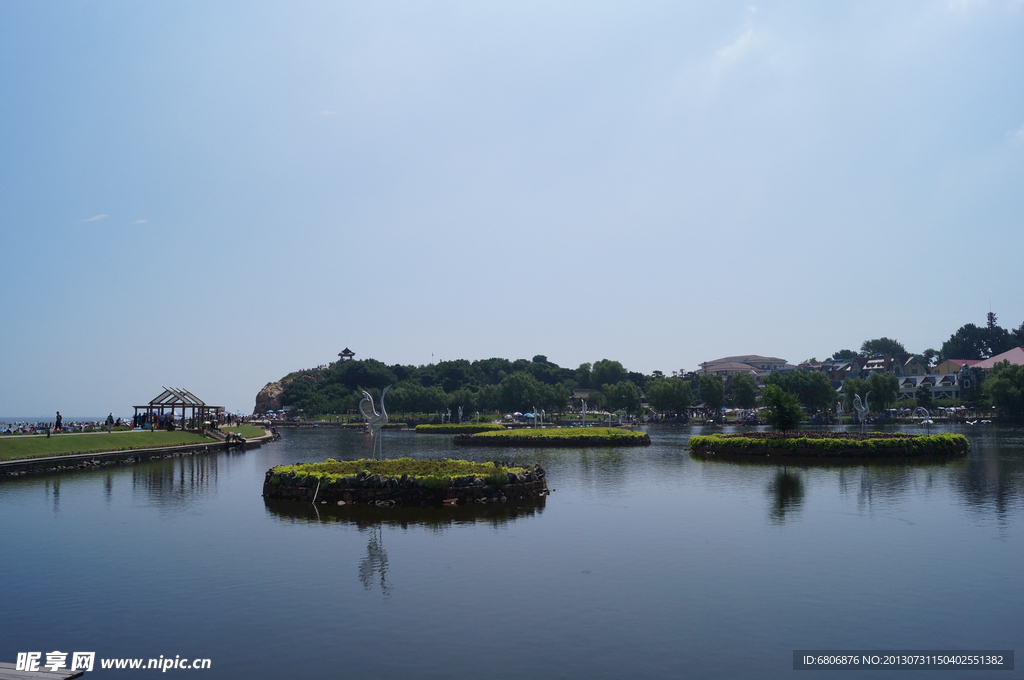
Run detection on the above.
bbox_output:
[764,370,834,413]
[985,312,1014,357]
[473,357,512,384]
[920,348,939,368]
[574,363,593,388]
[868,372,899,410]
[729,374,758,409]
[498,372,543,413]
[832,349,858,362]
[942,324,988,360]
[860,338,906,357]
[645,378,693,415]
[603,381,643,415]
[762,385,803,431]
[698,374,726,417]
[915,382,932,408]
[985,362,1024,417]
[591,359,627,389]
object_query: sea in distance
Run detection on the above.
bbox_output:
[1,423,1021,678]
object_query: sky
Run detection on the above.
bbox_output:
[2,0,1023,416]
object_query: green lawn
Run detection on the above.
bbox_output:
[0,431,214,461]
[218,424,266,438]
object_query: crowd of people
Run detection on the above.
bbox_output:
[2,415,125,435]
[2,410,256,435]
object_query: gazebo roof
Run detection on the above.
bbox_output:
[134,387,222,410]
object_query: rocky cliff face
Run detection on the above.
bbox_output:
[254,381,285,415]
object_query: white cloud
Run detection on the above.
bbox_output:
[132,219,147,224]
[1013,122,1024,143]
[717,27,757,64]
[83,214,108,222]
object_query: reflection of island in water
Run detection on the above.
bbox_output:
[359,524,389,595]
[264,498,546,595]
[766,468,804,524]
[263,496,545,530]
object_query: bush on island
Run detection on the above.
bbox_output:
[415,423,506,434]
[457,427,651,447]
[269,457,531,486]
[689,432,969,460]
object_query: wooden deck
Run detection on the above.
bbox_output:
[0,662,84,679]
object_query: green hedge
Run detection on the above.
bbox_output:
[689,432,969,457]
[456,427,651,447]
[270,457,530,483]
[415,423,506,434]
[469,426,644,441]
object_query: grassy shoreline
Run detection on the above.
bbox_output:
[0,431,214,461]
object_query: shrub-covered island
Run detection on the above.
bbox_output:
[263,457,547,506]
[454,427,651,447]
[689,432,969,463]
[415,423,506,434]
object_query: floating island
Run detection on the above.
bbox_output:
[263,457,547,507]
[689,431,969,464]
[414,423,506,434]
[454,427,651,447]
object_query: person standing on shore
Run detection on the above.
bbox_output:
[55,411,62,433]
[105,413,114,433]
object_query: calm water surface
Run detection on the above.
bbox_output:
[2,425,1022,678]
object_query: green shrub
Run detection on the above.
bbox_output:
[486,467,509,486]
[270,457,530,484]
[416,423,506,434]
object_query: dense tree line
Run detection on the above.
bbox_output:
[274,311,1024,418]
[276,355,664,417]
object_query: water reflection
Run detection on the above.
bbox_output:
[766,468,804,524]
[131,455,219,507]
[263,497,546,530]
[264,498,545,595]
[358,525,389,595]
[44,477,60,513]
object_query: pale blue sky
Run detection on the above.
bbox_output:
[2,1,1023,416]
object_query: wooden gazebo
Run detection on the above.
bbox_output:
[133,387,223,430]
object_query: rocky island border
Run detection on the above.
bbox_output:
[263,457,548,507]
[689,431,970,464]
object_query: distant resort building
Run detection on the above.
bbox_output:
[698,355,793,379]
[693,345,1024,405]
[338,347,355,362]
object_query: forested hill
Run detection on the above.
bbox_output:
[255,356,654,416]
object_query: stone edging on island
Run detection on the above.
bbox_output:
[263,466,548,507]
[688,432,969,463]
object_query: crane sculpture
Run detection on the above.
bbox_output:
[852,392,870,424]
[359,385,390,459]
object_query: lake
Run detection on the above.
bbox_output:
[1,424,1021,678]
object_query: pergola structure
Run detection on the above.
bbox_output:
[133,387,223,430]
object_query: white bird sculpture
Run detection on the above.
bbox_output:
[853,392,871,424]
[359,385,391,459]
